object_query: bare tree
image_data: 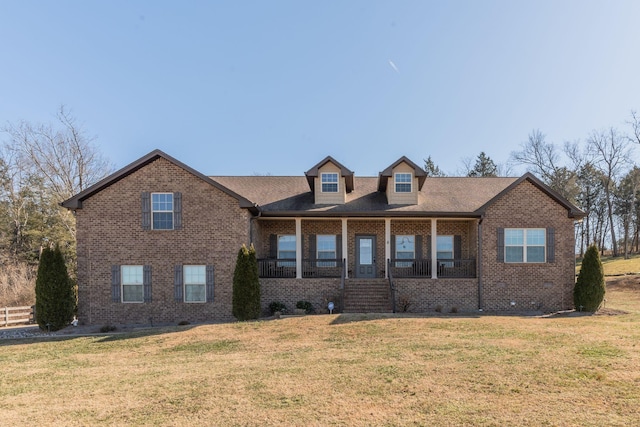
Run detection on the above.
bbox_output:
[629,110,640,144]
[3,106,112,201]
[510,130,581,202]
[587,127,633,257]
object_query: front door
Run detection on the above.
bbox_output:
[355,235,376,278]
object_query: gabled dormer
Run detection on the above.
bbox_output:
[305,156,354,205]
[378,156,426,205]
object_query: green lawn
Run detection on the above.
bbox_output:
[1,269,639,425]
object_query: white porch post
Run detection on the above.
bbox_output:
[385,218,391,279]
[342,218,349,279]
[431,218,438,279]
[295,217,302,279]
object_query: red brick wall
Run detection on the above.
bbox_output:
[75,157,250,325]
[480,180,577,312]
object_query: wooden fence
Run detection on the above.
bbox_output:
[2,306,35,327]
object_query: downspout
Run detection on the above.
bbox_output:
[477,216,484,311]
[248,204,261,245]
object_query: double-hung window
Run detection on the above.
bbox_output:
[152,193,174,230]
[184,265,206,303]
[395,235,415,267]
[395,173,412,193]
[121,265,144,303]
[437,235,454,267]
[317,235,337,267]
[505,228,546,263]
[321,173,338,193]
[278,235,296,267]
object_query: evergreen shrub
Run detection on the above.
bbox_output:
[232,244,261,321]
[574,244,606,312]
[35,245,76,331]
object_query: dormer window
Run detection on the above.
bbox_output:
[321,173,339,193]
[395,173,412,193]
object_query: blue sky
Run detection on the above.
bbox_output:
[1,1,639,177]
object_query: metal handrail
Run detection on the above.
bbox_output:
[387,259,396,313]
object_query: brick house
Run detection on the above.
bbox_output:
[62,149,584,325]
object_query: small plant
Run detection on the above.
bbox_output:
[99,324,117,333]
[268,301,287,315]
[296,300,314,314]
[178,320,190,326]
[434,304,443,313]
[399,295,411,312]
[450,306,458,314]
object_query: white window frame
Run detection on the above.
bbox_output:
[277,235,296,267]
[121,265,144,303]
[395,173,412,193]
[505,228,546,263]
[321,173,339,193]
[317,235,337,267]
[152,192,174,230]
[184,265,206,303]
[395,235,415,267]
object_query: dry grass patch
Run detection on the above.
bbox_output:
[1,279,639,426]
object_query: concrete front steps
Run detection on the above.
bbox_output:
[343,279,393,313]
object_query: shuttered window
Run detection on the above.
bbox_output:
[112,265,151,303]
[143,192,182,230]
[504,228,546,263]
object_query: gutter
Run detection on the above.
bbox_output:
[477,216,484,311]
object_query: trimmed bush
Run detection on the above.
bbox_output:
[268,301,287,315]
[574,244,606,312]
[35,245,76,331]
[232,244,261,321]
[296,300,314,314]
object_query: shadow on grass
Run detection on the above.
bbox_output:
[0,324,198,347]
[329,311,482,325]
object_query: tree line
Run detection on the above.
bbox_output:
[425,111,640,258]
[1,107,638,306]
[0,106,112,306]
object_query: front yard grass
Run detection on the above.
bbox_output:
[1,278,639,426]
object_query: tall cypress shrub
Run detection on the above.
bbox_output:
[574,244,606,312]
[232,244,261,321]
[35,245,76,331]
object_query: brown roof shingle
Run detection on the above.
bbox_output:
[211,175,522,217]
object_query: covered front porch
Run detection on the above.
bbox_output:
[254,217,478,280]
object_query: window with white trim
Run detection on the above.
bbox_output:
[395,235,415,267]
[184,265,206,303]
[395,173,412,193]
[152,193,174,229]
[505,228,546,263]
[317,235,337,267]
[278,235,296,267]
[321,173,339,192]
[121,265,143,303]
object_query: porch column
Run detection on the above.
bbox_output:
[431,218,438,279]
[342,218,349,279]
[295,217,302,279]
[385,218,391,279]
